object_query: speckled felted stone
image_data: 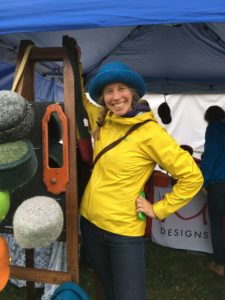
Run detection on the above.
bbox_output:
[0,139,37,190]
[0,91,34,143]
[13,196,64,249]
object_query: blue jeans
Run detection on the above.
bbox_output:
[207,182,225,264]
[80,217,146,300]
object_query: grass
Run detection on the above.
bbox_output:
[145,239,225,300]
[1,239,225,300]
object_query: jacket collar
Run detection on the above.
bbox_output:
[105,110,157,125]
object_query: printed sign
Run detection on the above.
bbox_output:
[151,187,213,253]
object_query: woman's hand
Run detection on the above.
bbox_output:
[136,195,156,219]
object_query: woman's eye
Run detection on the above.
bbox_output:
[104,90,112,95]
[119,87,126,91]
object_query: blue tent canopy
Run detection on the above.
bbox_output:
[1,0,225,34]
[1,1,225,100]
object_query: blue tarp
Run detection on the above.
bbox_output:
[1,0,225,34]
[1,1,225,99]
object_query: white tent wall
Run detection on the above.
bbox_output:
[147,94,225,159]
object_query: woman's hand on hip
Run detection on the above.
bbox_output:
[136,195,156,219]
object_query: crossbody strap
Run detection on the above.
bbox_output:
[92,119,151,168]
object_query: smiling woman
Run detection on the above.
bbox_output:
[77,58,203,300]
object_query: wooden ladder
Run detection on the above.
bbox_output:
[10,36,80,299]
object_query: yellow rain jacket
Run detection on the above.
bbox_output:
[79,85,203,237]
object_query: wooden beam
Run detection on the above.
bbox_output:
[10,266,71,285]
[29,47,66,61]
[63,36,79,283]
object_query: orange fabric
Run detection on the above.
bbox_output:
[0,237,10,291]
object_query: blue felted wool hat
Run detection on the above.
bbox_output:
[88,61,146,102]
[50,282,89,300]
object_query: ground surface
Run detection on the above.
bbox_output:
[1,239,225,300]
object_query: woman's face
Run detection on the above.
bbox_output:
[102,83,134,116]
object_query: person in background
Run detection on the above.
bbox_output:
[79,58,203,299]
[201,105,225,277]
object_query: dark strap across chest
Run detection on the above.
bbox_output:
[92,120,151,168]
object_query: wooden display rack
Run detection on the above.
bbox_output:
[10,36,80,299]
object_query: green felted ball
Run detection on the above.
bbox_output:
[0,190,10,222]
[0,139,37,190]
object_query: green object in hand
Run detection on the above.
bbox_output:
[138,191,146,220]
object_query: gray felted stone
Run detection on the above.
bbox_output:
[0,139,37,190]
[13,196,64,249]
[0,90,35,143]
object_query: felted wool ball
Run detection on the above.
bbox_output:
[158,102,172,124]
[0,190,10,222]
[0,237,10,291]
[50,282,89,300]
[13,196,64,249]
[0,139,37,190]
[0,90,34,143]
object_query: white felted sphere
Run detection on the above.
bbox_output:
[13,196,64,249]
